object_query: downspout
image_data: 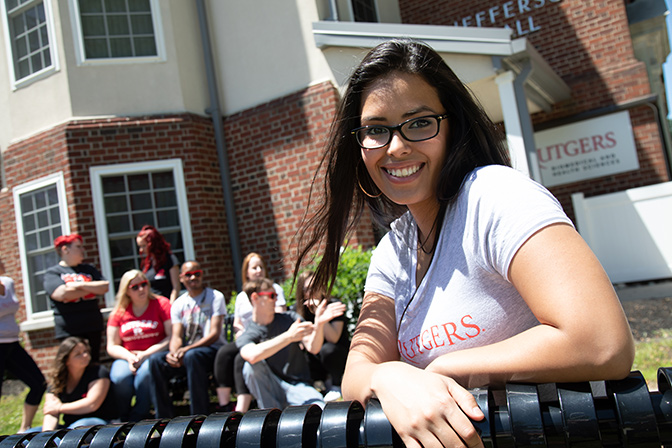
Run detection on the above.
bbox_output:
[195,0,243,291]
[328,0,339,20]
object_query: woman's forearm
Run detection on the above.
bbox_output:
[426,323,634,388]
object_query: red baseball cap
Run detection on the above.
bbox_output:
[53,234,83,251]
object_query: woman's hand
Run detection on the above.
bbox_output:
[314,300,346,325]
[371,361,484,448]
[43,394,62,417]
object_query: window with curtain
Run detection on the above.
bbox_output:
[4,0,53,81]
[77,0,157,59]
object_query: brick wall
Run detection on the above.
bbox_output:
[398,0,669,217]
[224,81,376,280]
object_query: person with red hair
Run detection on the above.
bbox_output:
[136,225,181,303]
[43,234,109,362]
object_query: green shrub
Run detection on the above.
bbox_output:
[282,245,373,337]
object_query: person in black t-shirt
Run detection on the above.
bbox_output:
[136,225,181,303]
[43,234,109,363]
[41,337,117,430]
[236,278,344,410]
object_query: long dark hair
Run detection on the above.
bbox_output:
[294,39,510,297]
[49,337,90,395]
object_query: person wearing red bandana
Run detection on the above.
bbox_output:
[43,234,109,362]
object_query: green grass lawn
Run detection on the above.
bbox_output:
[0,388,45,436]
[1,334,670,437]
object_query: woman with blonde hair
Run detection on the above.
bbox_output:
[107,269,171,421]
[41,337,116,430]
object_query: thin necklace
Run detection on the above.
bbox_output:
[417,217,439,254]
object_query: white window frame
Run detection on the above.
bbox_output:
[90,158,194,306]
[67,0,166,66]
[1,0,59,90]
[14,172,70,331]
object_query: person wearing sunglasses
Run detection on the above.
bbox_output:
[106,269,172,422]
[236,277,344,410]
[293,40,635,447]
[149,260,227,418]
[43,234,109,363]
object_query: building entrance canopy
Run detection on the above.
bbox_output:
[312,21,570,181]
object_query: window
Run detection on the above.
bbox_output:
[2,0,56,84]
[70,0,165,63]
[351,0,377,22]
[13,173,69,319]
[90,159,194,303]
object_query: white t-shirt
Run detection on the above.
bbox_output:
[234,283,286,330]
[365,165,573,368]
[171,287,228,348]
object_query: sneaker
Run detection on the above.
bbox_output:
[324,386,342,402]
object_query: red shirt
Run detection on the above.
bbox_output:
[108,296,171,351]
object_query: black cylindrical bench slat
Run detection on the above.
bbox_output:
[506,383,546,447]
[58,425,100,448]
[608,371,660,448]
[0,432,35,448]
[359,397,403,448]
[195,412,241,448]
[123,419,168,448]
[235,408,281,448]
[318,400,364,448]
[158,415,204,448]
[556,382,601,447]
[24,430,67,448]
[470,387,495,448]
[89,423,133,448]
[276,404,321,448]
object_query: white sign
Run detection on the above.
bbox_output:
[534,111,639,187]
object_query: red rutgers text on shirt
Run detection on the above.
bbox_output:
[398,314,482,362]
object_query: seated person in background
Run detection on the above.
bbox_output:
[149,261,227,418]
[237,277,344,410]
[107,269,172,422]
[41,337,117,430]
[214,252,287,413]
[43,234,109,363]
[295,271,349,401]
[136,225,181,303]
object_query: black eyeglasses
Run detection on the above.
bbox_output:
[351,114,448,150]
[129,281,148,291]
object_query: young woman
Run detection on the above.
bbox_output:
[295,271,348,401]
[0,259,46,432]
[214,252,287,413]
[136,225,181,303]
[42,337,117,430]
[294,39,635,447]
[106,270,172,422]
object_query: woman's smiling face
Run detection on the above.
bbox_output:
[359,71,448,216]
